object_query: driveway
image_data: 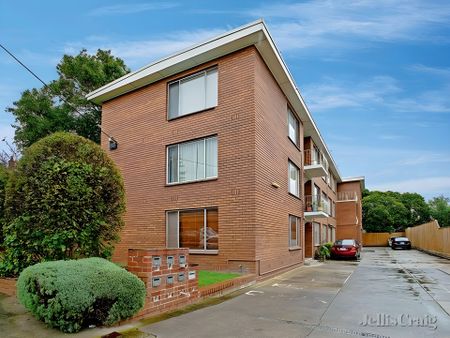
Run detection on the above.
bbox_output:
[1,248,449,337]
[142,248,450,338]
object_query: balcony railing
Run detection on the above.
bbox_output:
[337,191,358,201]
[304,149,329,172]
[304,195,331,215]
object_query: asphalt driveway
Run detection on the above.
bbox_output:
[142,248,450,338]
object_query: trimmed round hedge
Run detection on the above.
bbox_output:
[17,257,146,333]
[1,132,125,276]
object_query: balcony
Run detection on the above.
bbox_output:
[337,191,358,202]
[304,195,330,219]
[304,149,329,179]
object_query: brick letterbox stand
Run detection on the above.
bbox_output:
[127,248,199,319]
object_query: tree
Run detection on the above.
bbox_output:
[428,195,450,227]
[0,165,9,243]
[362,191,409,232]
[1,132,125,276]
[399,192,431,226]
[7,49,130,150]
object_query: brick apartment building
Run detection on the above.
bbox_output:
[87,20,364,277]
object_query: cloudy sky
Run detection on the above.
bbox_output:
[1,0,449,199]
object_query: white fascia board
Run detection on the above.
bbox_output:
[86,19,342,180]
[254,24,342,181]
[86,20,265,103]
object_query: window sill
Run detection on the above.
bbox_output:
[167,106,216,121]
[289,246,302,251]
[288,192,302,201]
[189,249,219,255]
[287,136,301,151]
[166,177,218,187]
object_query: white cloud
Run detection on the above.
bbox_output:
[302,76,401,111]
[251,0,450,51]
[409,64,450,77]
[372,176,450,194]
[64,29,226,68]
[388,88,450,113]
[379,135,403,140]
[395,154,450,166]
[88,2,178,16]
[302,75,450,113]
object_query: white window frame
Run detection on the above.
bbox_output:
[167,136,218,184]
[321,224,327,243]
[313,222,320,246]
[287,108,299,147]
[289,215,301,248]
[288,160,300,197]
[168,67,218,120]
[166,208,218,253]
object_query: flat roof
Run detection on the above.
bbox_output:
[86,20,344,180]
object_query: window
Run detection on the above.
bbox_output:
[289,215,300,248]
[321,224,327,243]
[313,222,320,246]
[288,108,299,146]
[167,208,218,252]
[313,146,320,165]
[322,193,330,215]
[288,161,300,197]
[168,67,218,119]
[330,174,336,192]
[327,225,332,243]
[331,227,336,242]
[167,136,218,184]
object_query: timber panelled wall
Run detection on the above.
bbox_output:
[362,232,405,247]
[102,47,304,275]
[406,221,450,259]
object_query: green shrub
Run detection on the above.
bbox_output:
[315,243,331,260]
[1,132,125,276]
[17,257,146,333]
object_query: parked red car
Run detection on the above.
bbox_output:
[330,239,361,260]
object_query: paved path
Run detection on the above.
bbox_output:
[142,248,450,338]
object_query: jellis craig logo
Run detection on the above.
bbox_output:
[360,313,437,330]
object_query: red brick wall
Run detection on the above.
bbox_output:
[127,248,198,319]
[0,277,17,296]
[254,51,304,275]
[101,47,258,272]
[336,181,363,242]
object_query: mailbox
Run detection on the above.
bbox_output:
[188,271,196,280]
[167,275,174,285]
[152,256,161,270]
[179,255,186,268]
[167,255,174,269]
[178,272,185,282]
[152,277,161,288]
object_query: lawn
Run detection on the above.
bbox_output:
[198,270,240,287]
